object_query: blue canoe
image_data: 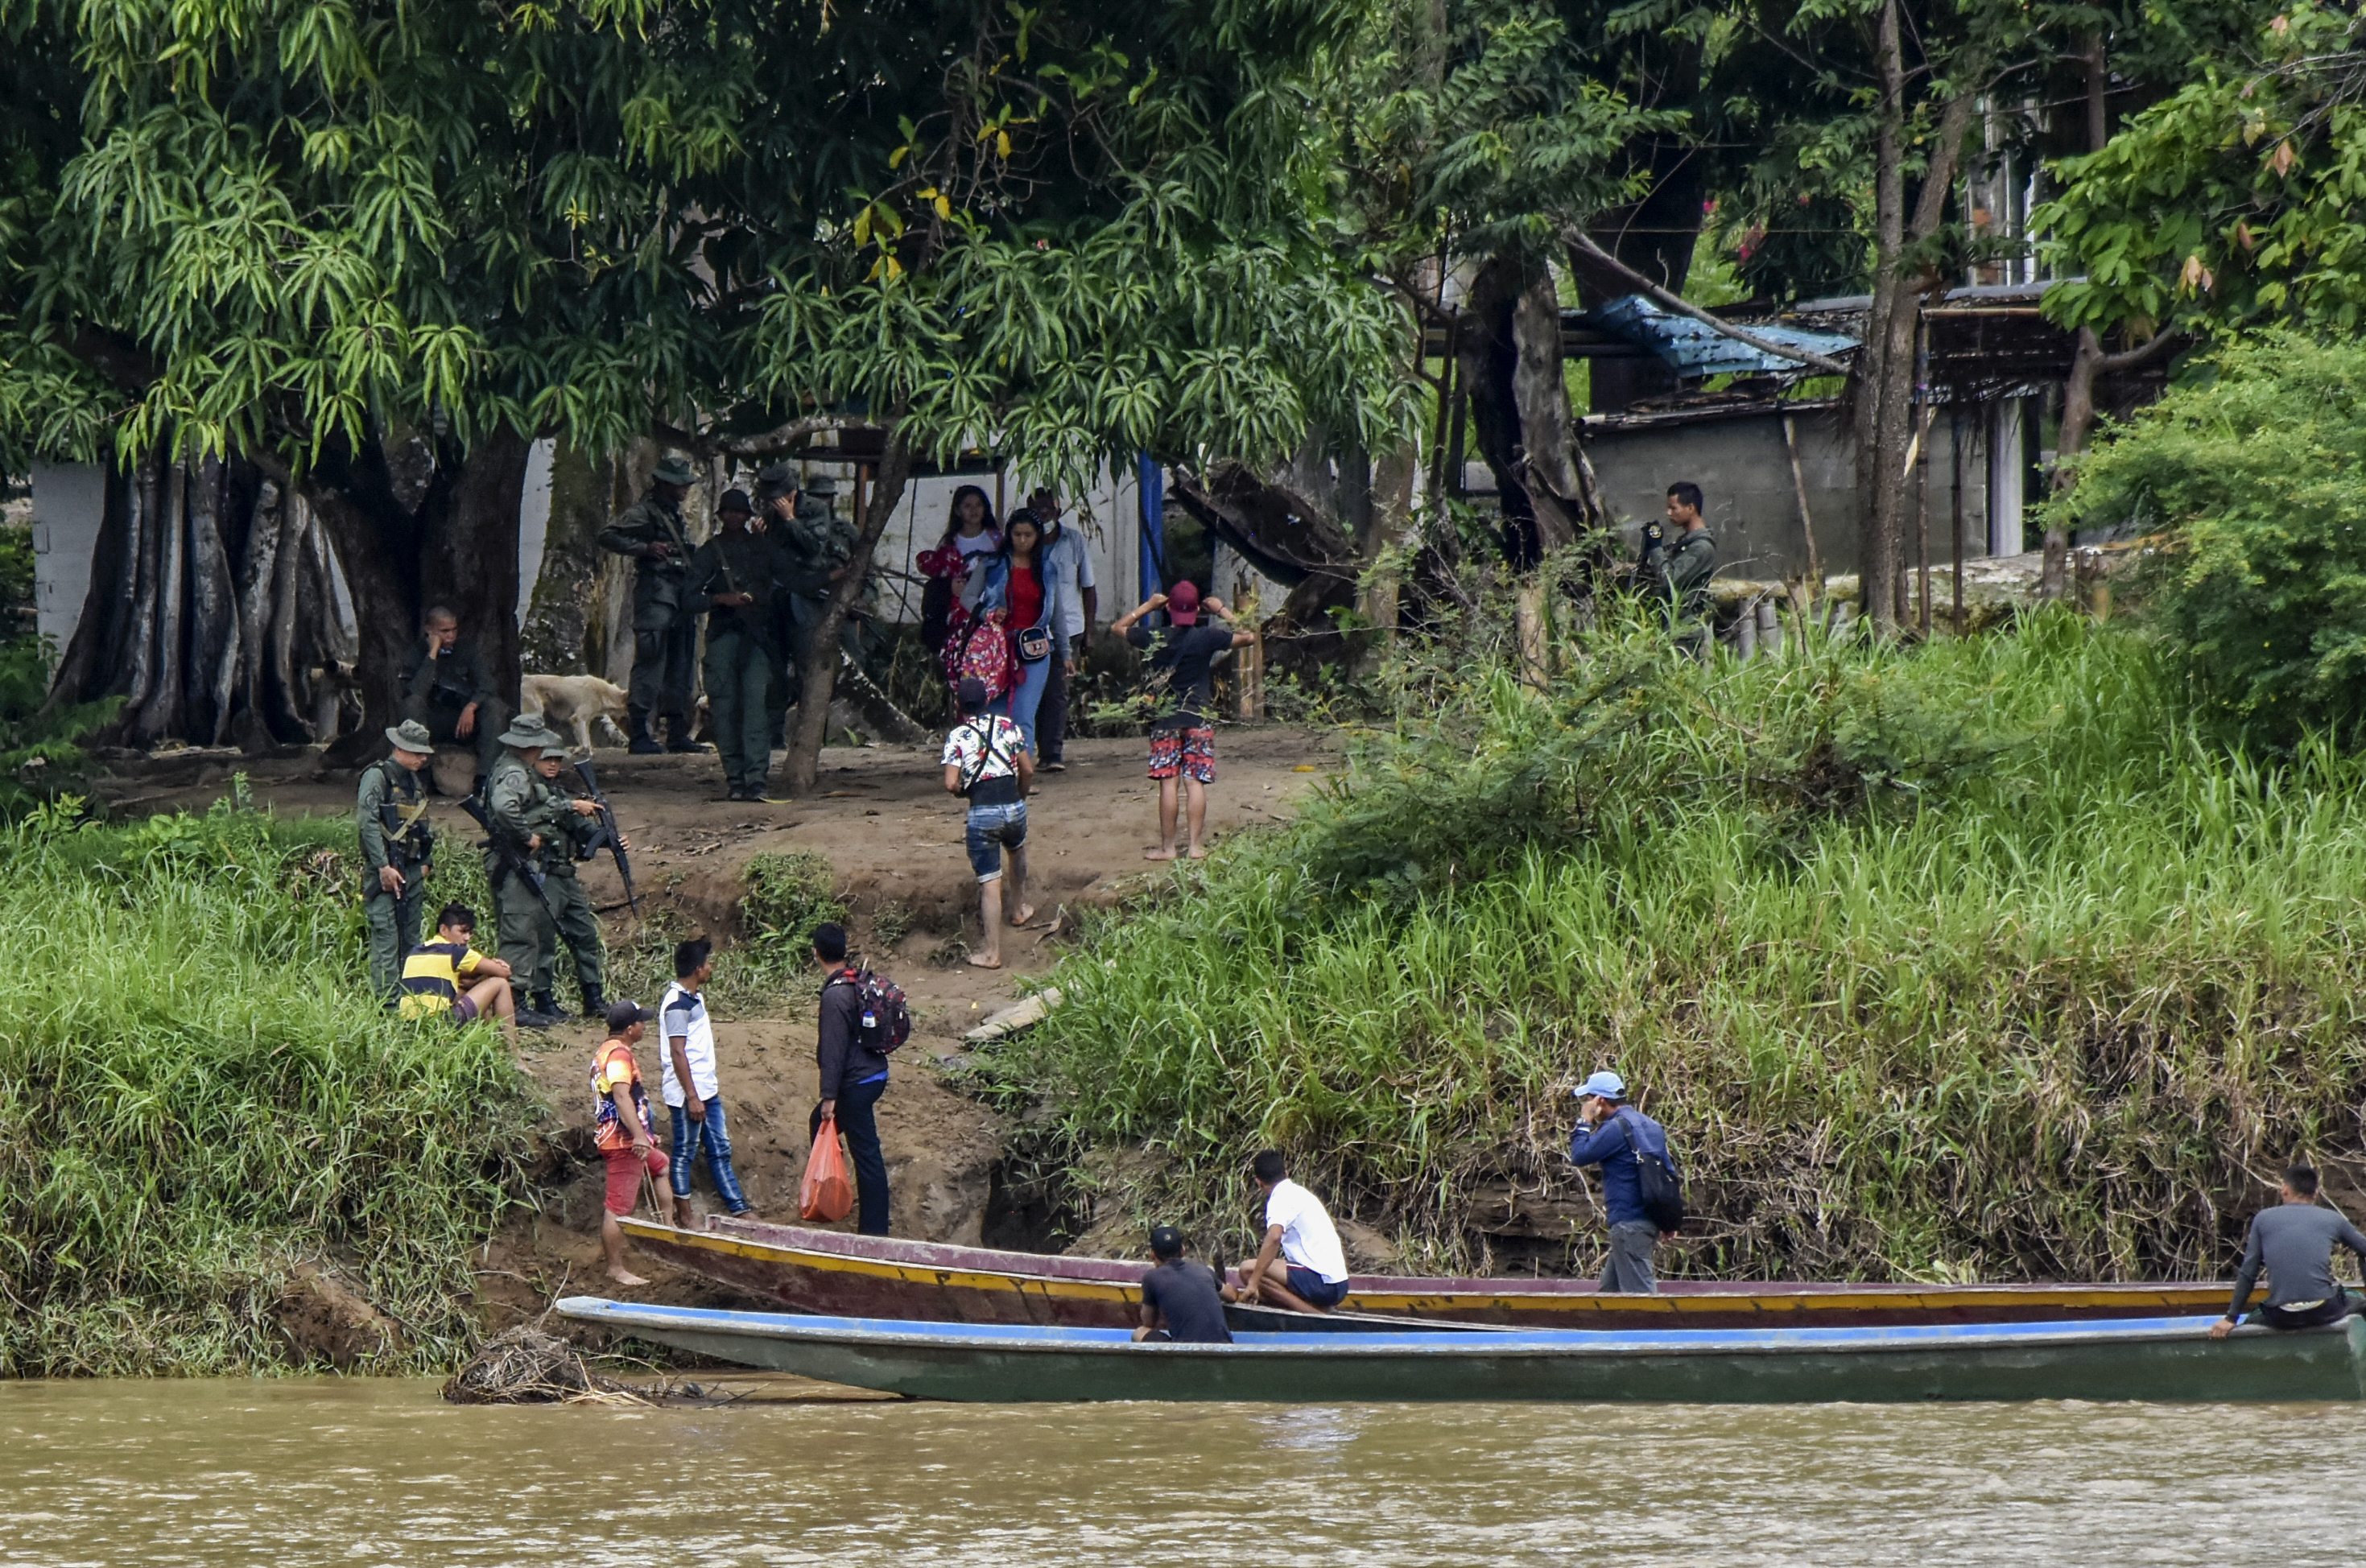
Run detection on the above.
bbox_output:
[556,1298,2366,1404]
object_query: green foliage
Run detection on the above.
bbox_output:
[0,806,539,1374]
[2052,331,2366,748]
[2039,3,2366,340]
[0,639,117,819]
[981,613,2364,1282]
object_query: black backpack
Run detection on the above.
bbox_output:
[1617,1109,1687,1233]
[828,967,912,1054]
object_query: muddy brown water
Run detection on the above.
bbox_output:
[3,1379,2360,1565]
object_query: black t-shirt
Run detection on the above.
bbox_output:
[1138,1258,1232,1343]
[1126,621,1236,729]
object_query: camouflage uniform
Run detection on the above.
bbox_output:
[485,735,605,1014]
[1639,526,1719,654]
[356,732,436,1003]
[765,474,869,745]
[597,459,700,749]
[395,635,509,782]
[685,493,784,796]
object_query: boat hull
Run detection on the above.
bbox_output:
[618,1216,2252,1331]
[557,1298,2366,1405]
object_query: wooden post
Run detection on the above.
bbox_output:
[1234,574,1265,720]
[1757,594,1782,658]
[1782,414,1822,594]
[1950,405,1966,633]
[1514,580,1548,688]
[1915,399,1934,639]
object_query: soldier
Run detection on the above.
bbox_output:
[1637,480,1718,656]
[684,488,782,802]
[765,469,872,747]
[397,606,510,787]
[357,718,438,1005]
[485,716,622,1027]
[758,464,816,748]
[597,454,708,755]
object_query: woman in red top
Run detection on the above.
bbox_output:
[977,513,1063,755]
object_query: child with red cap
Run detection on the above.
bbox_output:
[1109,581,1256,860]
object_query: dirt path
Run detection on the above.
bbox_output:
[100,724,1340,1334]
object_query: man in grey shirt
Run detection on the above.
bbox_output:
[2209,1163,2366,1336]
[1027,488,1096,771]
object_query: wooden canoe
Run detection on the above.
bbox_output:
[556,1298,2366,1404]
[617,1215,2257,1331]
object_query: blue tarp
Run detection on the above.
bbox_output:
[1588,295,1859,378]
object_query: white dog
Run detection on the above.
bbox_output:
[521,673,630,752]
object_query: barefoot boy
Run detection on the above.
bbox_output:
[1111,581,1255,860]
[592,1001,667,1285]
[939,675,1034,968]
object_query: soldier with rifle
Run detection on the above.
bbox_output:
[684,487,783,802]
[479,716,622,1028]
[1635,481,1718,657]
[598,453,708,756]
[357,718,439,1006]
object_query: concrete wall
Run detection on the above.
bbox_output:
[28,463,106,663]
[1582,403,1996,581]
[854,460,1144,624]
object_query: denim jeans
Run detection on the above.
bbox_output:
[996,644,1056,756]
[667,1095,751,1212]
[812,1074,890,1236]
[964,801,1029,881]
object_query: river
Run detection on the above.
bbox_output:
[3,1379,2360,1565]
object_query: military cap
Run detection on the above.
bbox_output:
[383,718,436,755]
[498,715,564,752]
[652,454,698,486]
[717,487,754,517]
[755,462,799,498]
[803,472,840,497]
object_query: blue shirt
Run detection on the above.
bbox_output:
[1569,1108,1667,1228]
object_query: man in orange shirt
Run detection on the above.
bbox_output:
[592,1001,667,1285]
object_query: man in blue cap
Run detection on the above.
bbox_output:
[1569,1069,1671,1294]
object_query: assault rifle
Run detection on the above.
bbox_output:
[456,790,555,922]
[570,756,640,916]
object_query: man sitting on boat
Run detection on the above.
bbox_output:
[2209,1163,2366,1337]
[1133,1225,1233,1343]
[1232,1150,1352,1314]
[1568,1070,1671,1294]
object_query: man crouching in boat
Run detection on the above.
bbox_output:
[1569,1070,1670,1294]
[1134,1225,1233,1343]
[1231,1150,1352,1314]
[2209,1163,2366,1338]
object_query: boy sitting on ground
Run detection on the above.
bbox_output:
[1231,1149,1353,1314]
[396,902,518,1041]
[1109,581,1257,861]
[593,1001,667,1286]
[939,675,1035,969]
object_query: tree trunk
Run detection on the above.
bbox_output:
[780,422,915,796]
[424,427,531,711]
[186,456,239,745]
[1510,269,1588,550]
[1356,447,1419,655]
[229,479,285,750]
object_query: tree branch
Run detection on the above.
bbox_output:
[1563,231,1854,377]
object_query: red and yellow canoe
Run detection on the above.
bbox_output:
[619,1215,2252,1331]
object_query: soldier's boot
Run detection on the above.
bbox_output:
[532,989,574,1022]
[580,984,609,1021]
[512,981,556,1031]
[627,709,664,756]
[663,712,708,753]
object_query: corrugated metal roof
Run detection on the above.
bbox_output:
[1587,295,1860,378]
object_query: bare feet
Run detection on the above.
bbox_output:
[1007,903,1037,927]
[1144,847,1179,861]
[966,952,1004,969]
[1186,846,1208,860]
[605,1269,650,1286]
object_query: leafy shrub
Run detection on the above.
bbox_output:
[2055,330,2366,749]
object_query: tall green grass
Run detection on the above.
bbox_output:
[984,610,2366,1281]
[0,798,539,1374]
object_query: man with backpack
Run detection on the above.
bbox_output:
[1569,1069,1683,1294]
[939,675,1034,970]
[811,921,905,1236]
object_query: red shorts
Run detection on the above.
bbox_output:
[1147,726,1215,783]
[601,1145,669,1215]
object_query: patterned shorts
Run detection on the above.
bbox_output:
[1147,726,1215,783]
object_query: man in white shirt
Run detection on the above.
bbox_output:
[940,675,1035,969]
[1028,488,1096,772]
[1233,1149,1352,1312]
[659,937,753,1226]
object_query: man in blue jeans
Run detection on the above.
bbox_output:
[939,675,1034,970]
[811,922,891,1235]
[1568,1069,1670,1293]
[659,936,753,1228]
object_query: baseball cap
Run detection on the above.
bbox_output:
[1575,1070,1627,1100]
[1166,580,1200,625]
[605,1000,659,1033]
[1148,1224,1185,1259]
[956,675,989,713]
